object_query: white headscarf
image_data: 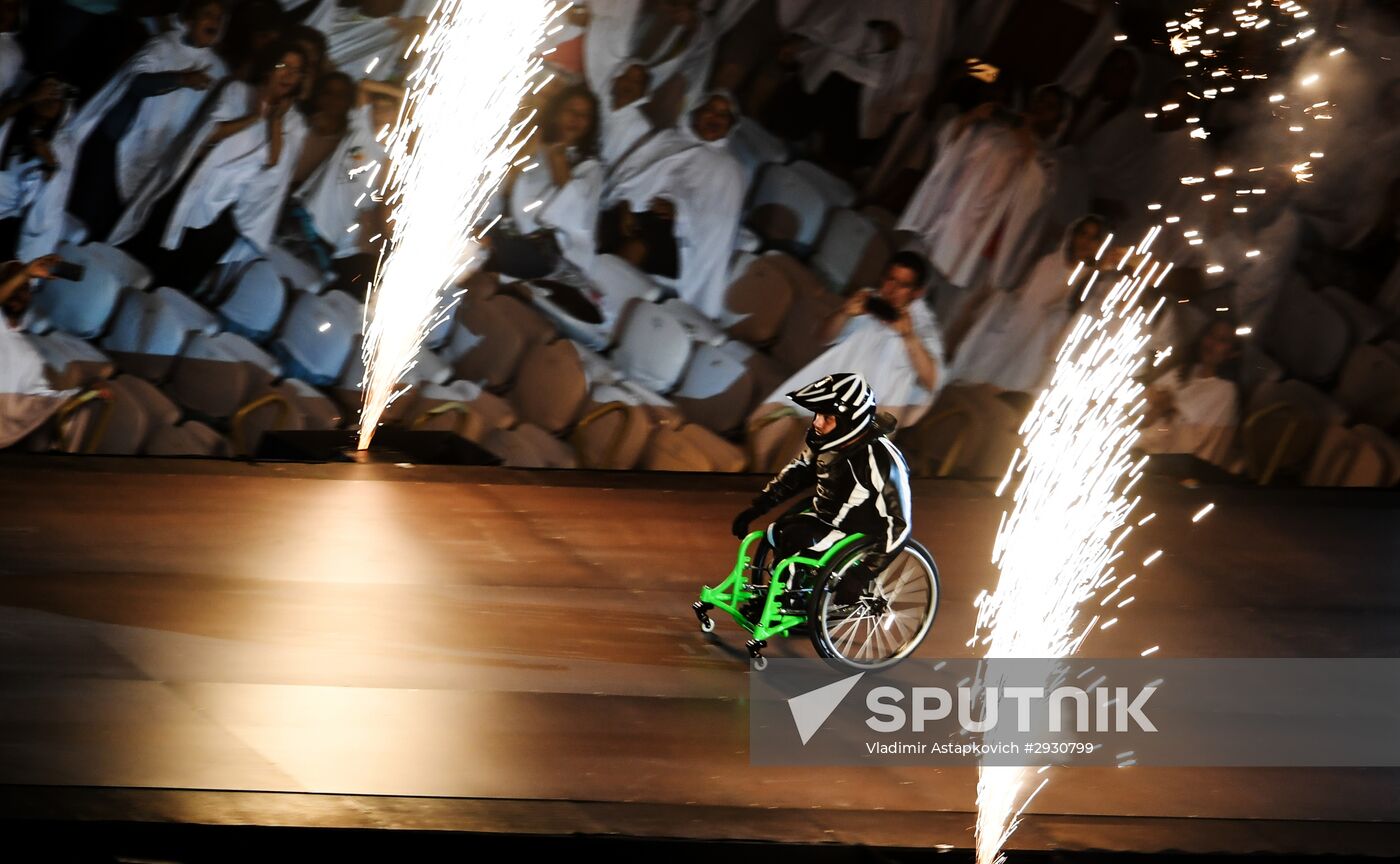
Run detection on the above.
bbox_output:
[606,89,745,320]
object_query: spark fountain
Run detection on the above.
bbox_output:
[971,2,1345,861]
[356,0,564,450]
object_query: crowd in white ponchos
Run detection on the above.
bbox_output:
[1,0,1397,478]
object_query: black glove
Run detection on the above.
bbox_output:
[732,506,763,539]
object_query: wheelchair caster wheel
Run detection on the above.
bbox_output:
[745,639,767,669]
[693,601,715,632]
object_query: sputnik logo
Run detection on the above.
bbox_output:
[787,672,865,745]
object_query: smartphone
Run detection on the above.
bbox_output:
[864,294,900,322]
[51,261,86,282]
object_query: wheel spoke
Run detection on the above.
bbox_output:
[880,562,919,603]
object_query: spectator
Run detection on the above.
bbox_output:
[765,0,954,171]
[600,61,652,170]
[897,84,1070,323]
[0,254,76,449]
[292,70,355,187]
[217,0,284,81]
[603,88,743,319]
[638,0,756,123]
[0,75,67,259]
[293,77,396,292]
[754,251,945,428]
[1055,47,1143,228]
[289,23,330,104]
[109,40,307,292]
[1137,317,1243,469]
[0,0,24,99]
[21,0,227,255]
[947,214,1107,393]
[583,0,647,98]
[483,83,603,281]
[298,0,424,83]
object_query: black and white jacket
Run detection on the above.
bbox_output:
[753,413,913,562]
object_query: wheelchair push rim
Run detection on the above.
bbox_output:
[809,541,939,670]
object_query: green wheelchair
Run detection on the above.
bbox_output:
[693,529,940,670]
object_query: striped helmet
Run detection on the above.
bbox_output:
[787,372,876,451]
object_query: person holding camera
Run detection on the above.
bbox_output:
[751,251,945,433]
[0,254,86,449]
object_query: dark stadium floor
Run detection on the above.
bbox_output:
[0,454,1396,858]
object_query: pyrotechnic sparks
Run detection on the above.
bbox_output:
[972,1,1348,859]
[972,231,1163,864]
[356,1,561,449]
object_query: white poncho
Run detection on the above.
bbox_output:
[758,299,946,427]
[109,81,308,262]
[1137,366,1240,469]
[600,63,654,171]
[509,139,605,276]
[606,100,744,320]
[297,103,386,259]
[897,117,1057,296]
[949,248,1083,393]
[19,30,227,258]
[0,313,74,449]
[778,0,954,140]
[0,31,23,99]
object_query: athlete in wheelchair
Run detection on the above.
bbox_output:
[694,373,940,669]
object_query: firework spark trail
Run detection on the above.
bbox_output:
[357,0,560,450]
[973,2,1345,861]
[972,238,1156,864]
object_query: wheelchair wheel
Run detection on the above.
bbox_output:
[808,540,939,670]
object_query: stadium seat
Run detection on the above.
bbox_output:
[406,379,517,443]
[80,242,152,291]
[810,208,891,293]
[724,253,796,347]
[145,420,232,458]
[610,300,694,394]
[899,384,1020,479]
[670,342,755,435]
[1306,424,1400,487]
[166,332,281,419]
[728,117,789,192]
[453,293,530,389]
[1242,380,1348,484]
[789,160,856,210]
[103,287,221,382]
[1319,286,1392,345]
[1332,343,1400,429]
[218,260,288,342]
[660,298,727,346]
[92,375,182,455]
[272,291,358,386]
[263,243,329,293]
[24,332,114,390]
[482,422,577,468]
[1262,280,1351,384]
[508,339,597,434]
[746,162,829,255]
[31,244,124,339]
[639,422,746,472]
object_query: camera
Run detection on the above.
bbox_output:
[51,261,85,282]
[863,293,900,322]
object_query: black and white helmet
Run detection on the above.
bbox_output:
[787,372,876,451]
